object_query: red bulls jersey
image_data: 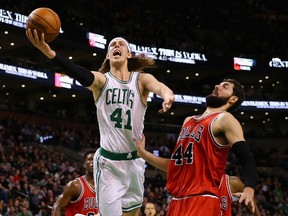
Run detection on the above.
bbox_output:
[65,176,98,216]
[166,112,230,197]
[219,174,233,216]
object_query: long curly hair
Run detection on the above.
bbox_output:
[98,53,155,73]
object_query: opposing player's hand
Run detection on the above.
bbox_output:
[159,95,174,113]
[233,187,255,212]
[26,29,56,59]
[133,134,146,158]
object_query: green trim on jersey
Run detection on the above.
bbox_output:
[99,147,139,160]
[108,71,133,84]
[135,72,147,109]
[122,202,143,212]
[95,74,109,104]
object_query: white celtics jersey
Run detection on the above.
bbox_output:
[95,71,147,153]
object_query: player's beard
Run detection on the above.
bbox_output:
[205,94,231,108]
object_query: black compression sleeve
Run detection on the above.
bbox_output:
[231,141,258,189]
[53,53,94,87]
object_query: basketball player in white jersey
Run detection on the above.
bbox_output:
[26,30,175,216]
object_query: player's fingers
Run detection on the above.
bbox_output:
[232,192,241,197]
[165,103,171,110]
[33,29,39,39]
[29,29,39,45]
[27,30,39,45]
[161,102,172,113]
[26,29,34,41]
[40,32,46,42]
[252,203,255,213]
[238,193,244,203]
[25,29,29,38]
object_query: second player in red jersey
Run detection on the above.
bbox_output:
[52,150,98,216]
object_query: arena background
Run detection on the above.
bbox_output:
[0,0,287,215]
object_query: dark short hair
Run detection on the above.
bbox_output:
[84,149,95,160]
[223,78,245,112]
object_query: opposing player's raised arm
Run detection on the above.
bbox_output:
[218,113,257,212]
[133,134,170,172]
[52,180,81,216]
[140,73,174,113]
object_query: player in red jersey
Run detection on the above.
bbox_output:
[134,79,258,216]
[219,174,260,216]
[52,150,98,216]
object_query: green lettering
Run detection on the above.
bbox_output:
[129,92,134,109]
[112,88,118,104]
[106,89,112,105]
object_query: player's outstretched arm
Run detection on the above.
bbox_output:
[133,134,170,172]
[52,180,81,216]
[26,29,103,89]
[140,73,174,113]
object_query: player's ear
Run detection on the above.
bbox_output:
[229,95,238,104]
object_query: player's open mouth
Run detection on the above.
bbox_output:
[212,90,218,96]
[113,50,121,56]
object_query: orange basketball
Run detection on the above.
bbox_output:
[26,7,61,43]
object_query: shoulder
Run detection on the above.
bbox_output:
[91,71,106,78]
[217,112,236,121]
[139,72,154,79]
[183,116,193,125]
[65,178,82,193]
[138,73,159,89]
[215,112,240,128]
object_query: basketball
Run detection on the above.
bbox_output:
[26,7,61,43]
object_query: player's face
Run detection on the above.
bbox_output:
[107,38,131,63]
[84,153,94,172]
[206,82,235,108]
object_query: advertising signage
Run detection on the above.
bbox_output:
[234,57,256,71]
[154,94,288,110]
[269,57,288,69]
[54,72,88,91]
[0,8,27,28]
[87,32,208,65]
[0,62,53,84]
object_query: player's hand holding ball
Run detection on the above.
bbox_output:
[26,7,61,58]
[26,7,61,42]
